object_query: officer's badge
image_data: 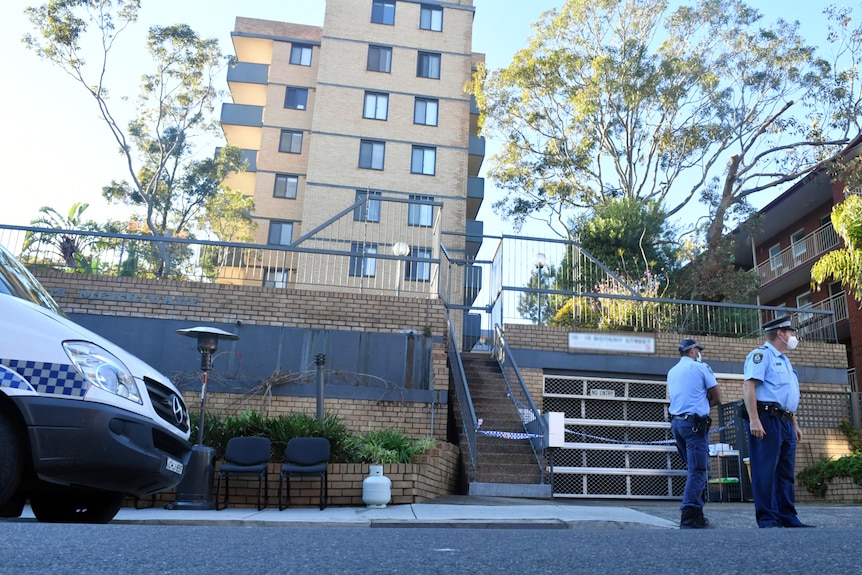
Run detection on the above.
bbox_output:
[753,353,763,364]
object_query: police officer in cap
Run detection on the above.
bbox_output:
[743,315,813,528]
[667,338,723,528]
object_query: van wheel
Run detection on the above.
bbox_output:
[0,411,23,511]
[29,488,124,524]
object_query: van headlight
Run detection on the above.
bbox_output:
[63,341,143,404]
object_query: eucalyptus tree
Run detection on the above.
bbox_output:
[22,0,247,275]
[474,0,861,268]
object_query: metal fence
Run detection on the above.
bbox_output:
[0,224,841,346]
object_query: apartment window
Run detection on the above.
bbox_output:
[797,291,813,323]
[408,195,434,227]
[414,97,438,126]
[284,87,308,110]
[359,140,386,170]
[267,221,294,246]
[371,0,396,25]
[363,92,389,120]
[768,243,782,271]
[420,4,443,31]
[405,246,432,282]
[274,174,298,199]
[367,45,393,73]
[263,269,289,289]
[791,229,806,260]
[417,52,441,79]
[354,190,381,222]
[349,242,378,277]
[290,44,313,66]
[279,130,303,154]
[411,145,436,175]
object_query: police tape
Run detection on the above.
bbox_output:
[475,418,735,445]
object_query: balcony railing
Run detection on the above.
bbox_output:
[756,222,839,285]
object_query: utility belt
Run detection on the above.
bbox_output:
[671,413,711,436]
[740,401,795,421]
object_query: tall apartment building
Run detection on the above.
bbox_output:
[220,0,484,314]
[732,135,862,389]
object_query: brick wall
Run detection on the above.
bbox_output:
[136,440,459,508]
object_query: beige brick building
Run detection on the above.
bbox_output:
[221,0,484,300]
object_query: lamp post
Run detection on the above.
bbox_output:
[169,326,239,510]
[392,241,410,296]
[533,253,547,325]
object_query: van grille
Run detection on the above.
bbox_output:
[144,376,190,433]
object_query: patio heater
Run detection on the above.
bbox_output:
[169,326,239,510]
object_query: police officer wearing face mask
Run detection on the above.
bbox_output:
[668,338,723,528]
[742,315,813,528]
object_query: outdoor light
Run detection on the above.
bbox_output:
[169,326,239,511]
[533,253,547,325]
[392,241,411,296]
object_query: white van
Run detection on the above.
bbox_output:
[0,243,191,523]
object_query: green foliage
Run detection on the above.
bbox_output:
[355,429,432,464]
[812,194,862,305]
[797,420,862,497]
[797,454,862,497]
[189,410,431,465]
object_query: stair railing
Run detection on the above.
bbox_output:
[448,318,478,481]
[492,324,551,485]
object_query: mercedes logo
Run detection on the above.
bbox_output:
[170,395,185,425]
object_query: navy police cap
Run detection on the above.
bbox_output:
[679,338,704,353]
[763,315,797,332]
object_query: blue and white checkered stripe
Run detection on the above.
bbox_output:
[0,359,88,397]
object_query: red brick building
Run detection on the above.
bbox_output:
[733,135,862,390]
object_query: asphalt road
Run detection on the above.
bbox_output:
[1,522,860,575]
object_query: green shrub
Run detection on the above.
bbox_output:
[797,453,862,497]
[189,410,434,464]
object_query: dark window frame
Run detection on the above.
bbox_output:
[414,97,439,126]
[359,140,386,170]
[279,130,303,154]
[367,45,393,73]
[417,51,441,79]
[420,4,443,31]
[284,87,309,110]
[371,0,396,25]
[274,174,299,199]
[289,44,313,66]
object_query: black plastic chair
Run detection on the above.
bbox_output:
[215,436,272,511]
[278,437,330,510]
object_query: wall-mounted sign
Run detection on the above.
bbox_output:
[568,332,655,353]
[49,288,201,307]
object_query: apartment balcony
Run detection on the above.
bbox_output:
[226,62,269,106]
[469,135,485,177]
[756,222,839,299]
[467,177,484,220]
[797,291,848,342]
[220,103,264,150]
[466,219,483,259]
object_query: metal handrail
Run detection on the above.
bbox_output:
[448,318,478,481]
[492,324,550,484]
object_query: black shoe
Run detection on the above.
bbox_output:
[760,523,784,528]
[784,522,815,528]
[680,507,709,529]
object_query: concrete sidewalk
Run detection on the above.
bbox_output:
[16,496,862,529]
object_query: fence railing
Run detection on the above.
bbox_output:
[756,222,839,285]
[448,319,478,481]
[492,324,550,484]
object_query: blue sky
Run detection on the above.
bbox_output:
[0,0,838,241]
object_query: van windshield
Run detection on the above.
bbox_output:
[0,244,67,317]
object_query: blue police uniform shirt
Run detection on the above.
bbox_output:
[667,356,719,417]
[743,342,800,412]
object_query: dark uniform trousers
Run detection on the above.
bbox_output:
[746,413,798,528]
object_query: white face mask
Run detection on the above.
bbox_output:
[785,334,799,350]
[696,351,702,362]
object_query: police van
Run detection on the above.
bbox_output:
[0,243,191,523]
